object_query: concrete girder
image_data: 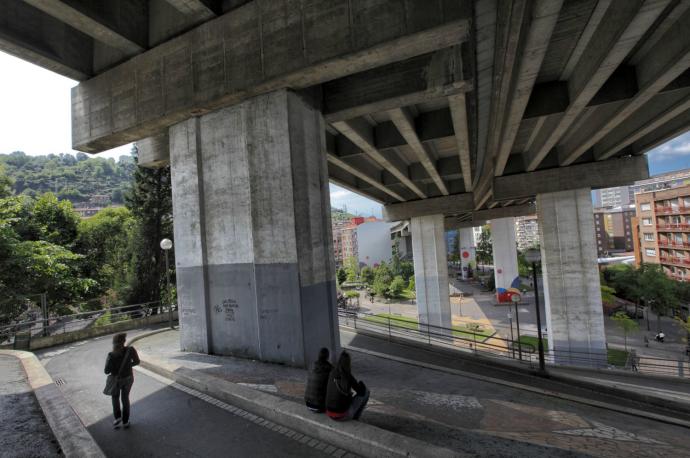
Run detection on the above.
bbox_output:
[332,119,426,199]
[493,155,649,201]
[630,109,690,155]
[353,157,463,196]
[323,48,471,123]
[448,93,472,192]
[524,0,670,172]
[0,0,93,80]
[593,89,690,160]
[445,203,536,230]
[22,0,147,55]
[71,1,471,153]
[326,166,387,205]
[326,153,405,202]
[164,0,220,20]
[562,6,690,164]
[137,133,170,168]
[388,107,448,196]
[493,0,563,177]
[382,193,474,222]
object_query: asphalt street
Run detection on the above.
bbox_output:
[37,329,331,458]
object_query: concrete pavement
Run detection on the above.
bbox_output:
[36,328,338,458]
[0,355,59,457]
[135,329,690,457]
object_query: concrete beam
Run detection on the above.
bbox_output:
[332,119,426,199]
[388,107,448,195]
[494,0,562,176]
[22,0,147,55]
[327,165,387,205]
[493,155,649,201]
[448,93,472,192]
[567,7,690,163]
[383,193,474,222]
[72,1,471,152]
[631,109,690,155]
[0,0,93,80]
[524,0,669,171]
[137,133,170,168]
[323,48,470,123]
[444,203,536,230]
[164,0,220,20]
[326,153,404,202]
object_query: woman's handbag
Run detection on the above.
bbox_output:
[103,347,132,396]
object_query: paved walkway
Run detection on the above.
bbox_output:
[0,355,59,457]
[36,329,338,458]
[136,329,690,457]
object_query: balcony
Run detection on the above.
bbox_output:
[659,256,690,267]
[655,205,690,215]
[657,240,690,249]
[656,222,690,231]
[669,273,689,282]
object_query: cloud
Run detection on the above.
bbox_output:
[330,189,353,200]
[648,132,690,162]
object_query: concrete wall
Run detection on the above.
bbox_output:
[537,188,607,367]
[170,89,339,367]
[411,215,451,332]
[357,222,392,266]
[491,218,519,291]
[459,227,475,279]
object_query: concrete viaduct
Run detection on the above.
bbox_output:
[2,0,689,367]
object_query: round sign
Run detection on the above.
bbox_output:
[511,294,520,303]
[462,251,470,258]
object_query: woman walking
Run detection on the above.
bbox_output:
[104,333,140,429]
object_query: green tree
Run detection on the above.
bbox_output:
[344,256,359,282]
[32,193,80,247]
[407,276,415,291]
[336,267,347,286]
[476,225,493,269]
[600,285,616,307]
[372,261,393,297]
[639,264,679,331]
[388,275,406,298]
[360,266,374,285]
[123,146,173,306]
[0,164,12,198]
[611,311,639,350]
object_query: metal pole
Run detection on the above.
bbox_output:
[532,262,546,373]
[514,301,522,360]
[41,293,48,337]
[509,315,515,359]
[165,249,172,329]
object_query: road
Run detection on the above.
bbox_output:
[37,329,334,458]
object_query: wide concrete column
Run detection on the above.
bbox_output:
[537,188,606,367]
[459,227,475,280]
[169,89,340,367]
[491,218,519,294]
[411,215,452,332]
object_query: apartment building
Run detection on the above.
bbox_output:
[634,185,690,282]
[593,206,635,257]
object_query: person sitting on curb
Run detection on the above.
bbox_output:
[304,347,333,413]
[325,351,369,421]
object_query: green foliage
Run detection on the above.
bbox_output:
[612,311,639,350]
[600,285,616,306]
[360,266,374,285]
[0,151,134,205]
[344,256,359,282]
[32,193,80,247]
[0,164,12,198]
[344,290,359,299]
[388,276,406,298]
[638,264,679,326]
[408,277,415,291]
[476,225,493,266]
[372,261,393,297]
[336,268,347,285]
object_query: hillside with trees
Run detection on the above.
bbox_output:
[0,151,135,204]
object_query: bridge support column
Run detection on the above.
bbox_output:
[459,227,475,280]
[537,188,606,367]
[169,89,339,367]
[411,214,452,334]
[491,218,519,293]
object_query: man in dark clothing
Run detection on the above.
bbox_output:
[325,351,369,421]
[304,347,332,412]
[105,333,140,429]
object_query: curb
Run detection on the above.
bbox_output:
[129,340,463,457]
[0,350,105,458]
[343,325,690,417]
[343,344,690,430]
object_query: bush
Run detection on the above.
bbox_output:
[388,276,406,298]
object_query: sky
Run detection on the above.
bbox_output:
[1,50,689,218]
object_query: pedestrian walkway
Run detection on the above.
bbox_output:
[135,329,690,458]
[0,355,59,457]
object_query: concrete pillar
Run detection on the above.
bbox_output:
[169,89,340,367]
[537,188,606,367]
[459,227,475,280]
[491,218,520,295]
[411,215,452,332]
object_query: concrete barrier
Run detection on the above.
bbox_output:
[0,350,105,458]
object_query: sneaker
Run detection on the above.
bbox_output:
[113,419,121,429]
[123,422,130,429]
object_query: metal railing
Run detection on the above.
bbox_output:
[0,301,176,346]
[339,309,690,379]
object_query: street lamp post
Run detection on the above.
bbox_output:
[512,294,522,360]
[507,311,515,359]
[160,238,174,329]
[525,248,546,373]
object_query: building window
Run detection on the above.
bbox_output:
[640,203,651,211]
[643,233,654,241]
[645,248,656,257]
[642,218,652,226]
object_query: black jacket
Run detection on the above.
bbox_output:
[325,367,364,413]
[105,346,140,379]
[304,359,333,410]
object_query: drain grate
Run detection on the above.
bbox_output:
[54,378,66,386]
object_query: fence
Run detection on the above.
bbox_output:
[0,301,176,349]
[338,309,690,379]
